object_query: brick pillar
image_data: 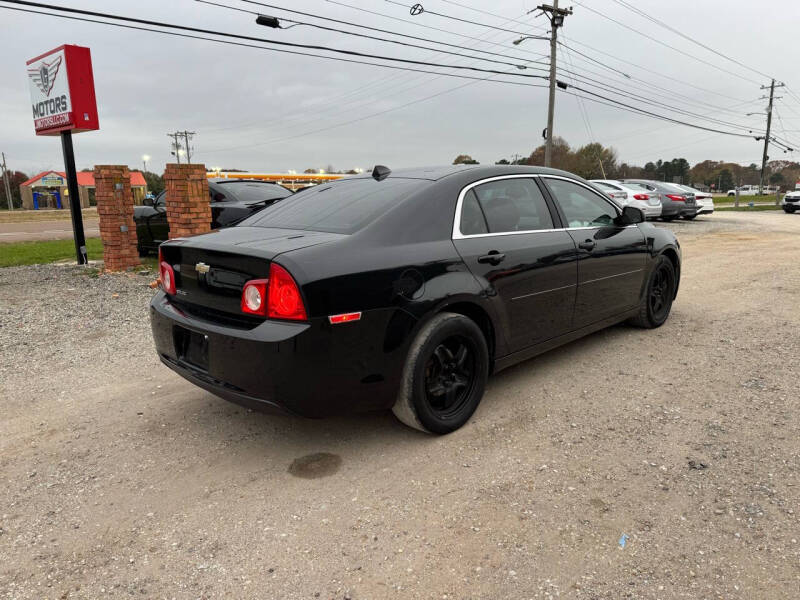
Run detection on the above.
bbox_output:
[164,163,211,239]
[94,165,140,272]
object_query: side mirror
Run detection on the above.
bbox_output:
[617,205,645,225]
[143,196,154,206]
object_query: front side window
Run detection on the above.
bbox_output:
[470,178,553,233]
[544,178,618,228]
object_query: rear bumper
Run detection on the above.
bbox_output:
[149,292,409,417]
[660,202,683,217]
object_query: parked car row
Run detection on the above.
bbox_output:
[589,179,712,221]
[134,178,293,255]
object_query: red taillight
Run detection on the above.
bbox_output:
[633,193,649,200]
[158,248,176,295]
[241,264,307,320]
[666,194,685,202]
[241,279,268,316]
[267,263,307,320]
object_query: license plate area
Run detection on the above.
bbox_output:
[173,326,209,371]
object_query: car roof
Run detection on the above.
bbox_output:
[347,164,585,182]
[208,178,280,185]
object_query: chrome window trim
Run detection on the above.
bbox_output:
[452,173,625,240]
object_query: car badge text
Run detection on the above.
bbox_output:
[195,262,210,274]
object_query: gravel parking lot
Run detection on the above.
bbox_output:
[1,211,798,599]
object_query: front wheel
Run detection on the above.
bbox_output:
[628,255,677,329]
[392,312,489,434]
[785,207,796,213]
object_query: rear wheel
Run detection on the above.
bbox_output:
[682,214,697,220]
[392,312,489,434]
[628,255,676,328]
[662,215,676,222]
[785,206,796,213]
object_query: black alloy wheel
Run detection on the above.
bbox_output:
[628,255,676,328]
[648,262,674,323]
[424,335,476,419]
[392,312,489,434]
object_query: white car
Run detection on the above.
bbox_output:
[782,190,800,213]
[589,179,662,219]
[677,185,714,216]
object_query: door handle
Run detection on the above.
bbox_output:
[477,251,506,265]
[578,240,596,251]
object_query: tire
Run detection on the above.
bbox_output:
[628,255,677,329]
[392,312,489,434]
[661,216,676,222]
[682,214,697,220]
[785,207,796,213]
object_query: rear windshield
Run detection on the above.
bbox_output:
[239,177,428,234]
[592,181,617,190]
[213,181,291,203]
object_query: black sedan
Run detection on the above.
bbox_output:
[135,178,292,255]
[150,165,681,434]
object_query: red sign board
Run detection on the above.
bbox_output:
[26,45,99,136]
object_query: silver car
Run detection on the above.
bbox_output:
[589,179,663,219]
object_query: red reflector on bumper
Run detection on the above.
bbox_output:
[328,312,361,324]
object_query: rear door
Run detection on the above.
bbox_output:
[452,175,578,352]
[541,176,648,328]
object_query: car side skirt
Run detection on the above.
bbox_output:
[492,308,640,373]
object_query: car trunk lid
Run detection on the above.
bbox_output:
[159,226,344,319]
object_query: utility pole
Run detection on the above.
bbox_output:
[167,132,183,164]
[180,130,196,164]
[758,79,784,195]
[539,1,572,167]
[1,152,14,211]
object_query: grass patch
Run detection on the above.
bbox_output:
[0,237,105,267]
[715,204,782,212]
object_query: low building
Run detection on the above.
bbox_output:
[19,170,147,210]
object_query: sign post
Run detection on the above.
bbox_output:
[26,44,99,264]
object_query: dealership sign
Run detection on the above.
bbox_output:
[26,45,99,136]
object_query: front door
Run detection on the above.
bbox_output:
[452,176,578,353]
[541,176,648,328]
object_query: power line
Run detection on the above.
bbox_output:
[571,0,761,86]
[0,3,549,89]
[381,0,547,38]
[321,0,551,62]
[195,0,535,70]
[0,0,549,82]
[558,38,751,104]
[609,0,775,82]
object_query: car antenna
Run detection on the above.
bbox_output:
[372,165,391,181]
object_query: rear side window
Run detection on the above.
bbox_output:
[240,178,428,234]
[459,190,488,235]
[471,178,553,233]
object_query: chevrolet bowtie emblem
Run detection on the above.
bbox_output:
[195,262,210,274]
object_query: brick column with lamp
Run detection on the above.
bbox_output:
[94,165,140,271]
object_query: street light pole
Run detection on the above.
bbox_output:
[142,154,150,174]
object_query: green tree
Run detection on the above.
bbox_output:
[0,170,30,209]
[718,169,734,192]
[495,158,510,165]
[524,137,572,170]
[571,142,618,180]
[453,154,479,165]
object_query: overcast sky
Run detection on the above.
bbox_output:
[3,0,800,176]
